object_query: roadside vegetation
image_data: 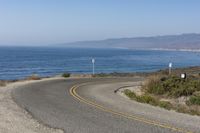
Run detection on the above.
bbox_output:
[124,89,173,110]
[144,75,200,97]
[0,81,6,86]
[0,74,42,87]
[124,72,200,116]
[26,74,41,80]
[62,72,70,78]
[1,73,71,88]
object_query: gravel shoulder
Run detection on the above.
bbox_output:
[0,77,64,133]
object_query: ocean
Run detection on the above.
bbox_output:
[0,46,200,80]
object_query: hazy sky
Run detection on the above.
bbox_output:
[0,0,200,46]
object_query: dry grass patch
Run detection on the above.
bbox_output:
[26,74,41,80]
[0,81,6,86]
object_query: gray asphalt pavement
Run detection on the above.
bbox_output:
[12,78,200,133]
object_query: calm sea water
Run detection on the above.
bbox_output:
[0,47,200,80]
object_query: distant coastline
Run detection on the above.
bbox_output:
[112,47,200,52]
[135,48,200,52]
[63,33,200,51]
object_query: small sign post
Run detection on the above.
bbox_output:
[92,58,95,75]
[169,62,172,75]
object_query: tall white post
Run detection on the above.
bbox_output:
[92,58,95,75]
[169,62,172,75]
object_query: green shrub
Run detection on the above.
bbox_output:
[136,95,158,106]
[124,89,137,99]
[188,95,200,105]
[144,75,165,95]
[124,89,158,106]
[158,101,173,110]
[147,83,165,95]
[144,75,200,98]
[169,79,200,97]
[62,73,70,78]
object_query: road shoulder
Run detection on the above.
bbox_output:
[0,78,64,133]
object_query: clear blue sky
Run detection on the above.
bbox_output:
[0,0,200,46]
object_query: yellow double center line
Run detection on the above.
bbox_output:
[70,83,193,133]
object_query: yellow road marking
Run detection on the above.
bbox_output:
[70,83,193,133]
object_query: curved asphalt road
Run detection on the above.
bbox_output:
[12,78,200,133]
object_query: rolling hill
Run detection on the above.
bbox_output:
[63,33,200,51]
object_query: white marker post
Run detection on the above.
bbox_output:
[181,73,186,79]
[92,58,95,75]
[169,62,172,75]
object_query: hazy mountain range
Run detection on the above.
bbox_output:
[63,33,200,51]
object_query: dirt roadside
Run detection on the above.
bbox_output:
[0,77,64,133]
